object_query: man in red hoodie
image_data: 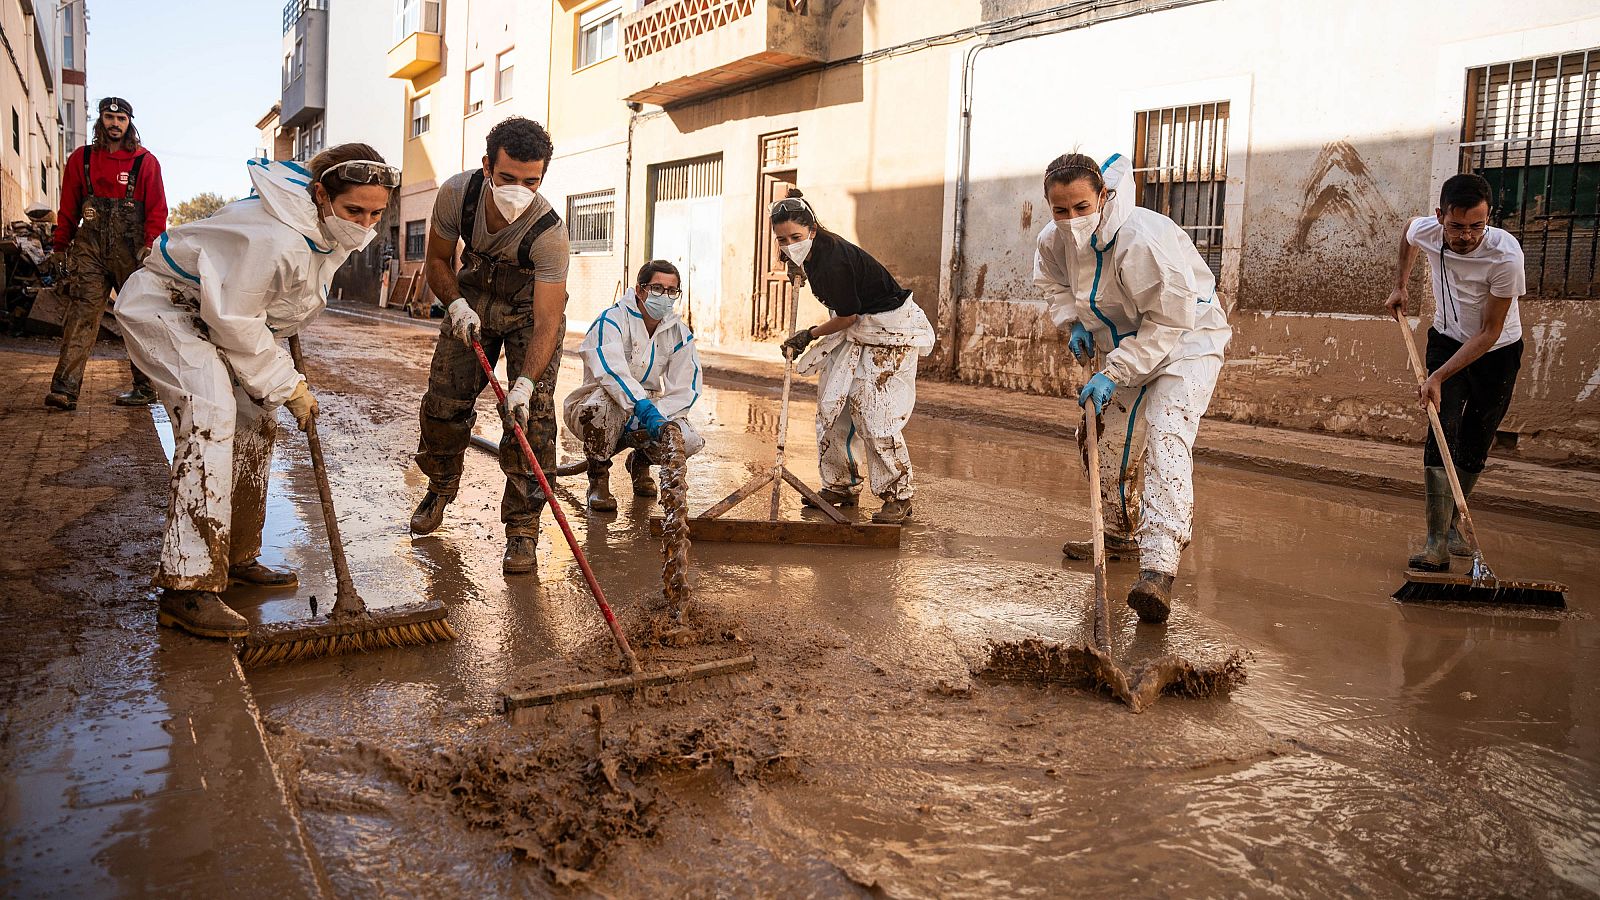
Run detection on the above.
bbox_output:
[44,97,168,410]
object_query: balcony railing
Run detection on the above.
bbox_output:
[282,0,328,35]
[621,0,821,106]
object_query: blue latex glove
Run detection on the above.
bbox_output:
[1078,373,1116,414]
[1067,322,1095,364]
[632,398,668,439]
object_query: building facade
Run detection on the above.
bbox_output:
[58,0,86,157]
[1,0,65,222]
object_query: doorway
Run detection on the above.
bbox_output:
[753,129,799,341]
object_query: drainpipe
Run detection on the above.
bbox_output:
[622,101,641,292]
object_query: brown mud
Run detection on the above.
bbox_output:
[224,315,1600,898]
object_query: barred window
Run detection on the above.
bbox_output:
[405,219,427,260]
[567,189,615,254]
[1463,49,1600,300]
[1132,102,1229,279]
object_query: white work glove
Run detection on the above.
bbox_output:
[444,298,481,346]
[506,376,535,427]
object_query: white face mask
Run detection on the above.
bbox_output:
[783,238,814,265]
[492,183,536,221]
[1062,210,1101,250]
[322,214,375,252]
[641,291,675,320]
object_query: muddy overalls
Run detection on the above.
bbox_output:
[51,147,152,400]
[415,170,564,538]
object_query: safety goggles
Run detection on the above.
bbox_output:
[642,284,683,300]
[322,160,401,188]
[768,197,811,217]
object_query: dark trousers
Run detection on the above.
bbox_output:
[1423,328,1523,473]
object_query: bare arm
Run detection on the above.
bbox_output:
[1418,294,1512,407]
[518,279,569,381]
[808,313,859,338]
[423,228,462,302]
[1385,225,1421,316]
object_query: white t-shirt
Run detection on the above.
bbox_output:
[1405,216,1524,349]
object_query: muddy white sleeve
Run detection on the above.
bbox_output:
[653,334,701,421]
[582,310,647,410]
[193,246,301,406]
[1100,241,1194,386]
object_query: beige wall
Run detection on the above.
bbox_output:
[1,0,62,222]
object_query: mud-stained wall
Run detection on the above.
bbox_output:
[948,0,1600,463]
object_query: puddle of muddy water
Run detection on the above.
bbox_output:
[226,318,1599,898]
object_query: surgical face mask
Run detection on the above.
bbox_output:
[492,183,536,221]
[641,292,675,319]
[1061,210,1101,250]
[783,238,814,265]
[322,214,376,252]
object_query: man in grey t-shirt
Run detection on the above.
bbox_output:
[411,117,571,576]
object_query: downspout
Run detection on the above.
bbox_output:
[622,102,640,291]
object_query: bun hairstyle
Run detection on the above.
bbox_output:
[307,143,389,200]
[1044,152,1104,193]
[769,187,827,234]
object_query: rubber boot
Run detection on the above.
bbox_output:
[1126,570,1174,625]
[410,489,451,535]
[1407,466,1453,572]
[44,391,76,411]
[1446,468,1481,557]
[228,559,298,587]
[503,535,537,575]
[587,459,617,512]
[157,589,249,639]
[1063,533,1139,561]
[872,497,914,524]
[628,450,658,498]
[802,487,857,509]
[115,384,157,407]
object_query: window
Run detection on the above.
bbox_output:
[496,49,515,103]
[1463,49,1600,299]
[310,115,325,155]
[63,13,74,68]
[410,93,431,138]
[11,108,18,154]
[405,219,427,259]
[1132,101,1230,278]
[283,53,292,88]
[577,2,622,69]
[64,101,73,142]
[294,37,305,78]
[394,0,441,42]
[567,190,615,253]
[465,66,486,116]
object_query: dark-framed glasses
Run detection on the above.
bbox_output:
[644,284,683,300]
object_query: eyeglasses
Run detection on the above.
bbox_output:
[323,160,401,188]
[643,284,682,300]
[1443,222,1488,235]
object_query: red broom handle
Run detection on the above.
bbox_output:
[472,340,641,674]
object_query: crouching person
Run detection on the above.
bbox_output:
[561,260,703,511]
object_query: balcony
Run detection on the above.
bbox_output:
[621,0,825,107]
[280,0,328,129]
[388,31,443,81]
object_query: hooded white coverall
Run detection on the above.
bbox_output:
[1033,154,1231,576]
[795,298,935,502]
[564,292,705,460]
[116,159,352,592]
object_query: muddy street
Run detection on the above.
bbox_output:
[169,310,1589,898]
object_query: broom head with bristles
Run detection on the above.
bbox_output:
[238,601,457,667]
[1393,570,1567,608]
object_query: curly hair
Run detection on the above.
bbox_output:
[486,117,555,168]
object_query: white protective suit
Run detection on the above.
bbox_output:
[795,297,935,501]
[564,291,706,460]
[116,158,353,592]
[1033,154,1231,576]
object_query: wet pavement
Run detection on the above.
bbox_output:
[4,315,1598,897]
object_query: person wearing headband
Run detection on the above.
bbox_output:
[409,117,571,578]
[44,96,168,410]
[771,188,936,526]
[1034,152,1232,626]
[111,145,395,639]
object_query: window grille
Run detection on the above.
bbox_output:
[651,155,723,202]
[761,129,799,172]
[567,189,615,254]
[1132,101,1229,279]
[1463,49,1600,299]
[405,219,427,260]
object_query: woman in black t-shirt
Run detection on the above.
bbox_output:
[772,190,934,525]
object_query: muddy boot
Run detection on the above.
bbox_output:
[503,535,537,575]
[228,559,298,587]
[587,459,617,512]
[1407,466,1452,572]
[1126,570,1174,625]
[44,391,76,411]
[157,589,249,639]
[1063,533,1139,561]
[627,450,658,498]
[115,384,157,407]
[410,489,451,535]
[802,487,857,509]
[1446,468,1481,557]
[872,497,914,524]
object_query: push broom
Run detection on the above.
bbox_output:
[1389,312,1566,607]
[463,340,754,715]
[238,335,457,666]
